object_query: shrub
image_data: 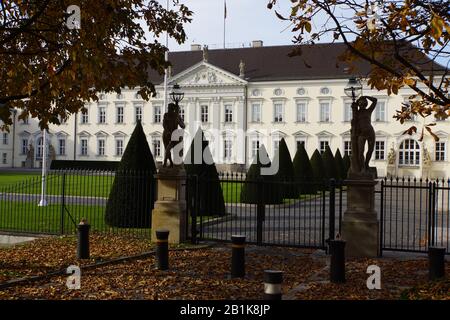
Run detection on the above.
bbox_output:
[310,149,325,183]
[185,129,225,217]
[240,145,283,204]
[293,143,315,194]
[274,138,298,198]
[105,121,156,228]
[334,149,346,181]
[322,146,338,180]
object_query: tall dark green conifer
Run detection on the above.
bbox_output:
[322,146,338,180]
[343,153,351,179]
[334,149,346,181]
[241,145,283,204]
[105,121,156,228]
[274,138,297,198]
[293,143,315,194]
[185,129,225,217]
[310,149,325,183]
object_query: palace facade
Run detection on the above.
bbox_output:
[0,42,448,178]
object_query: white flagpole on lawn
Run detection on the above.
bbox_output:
[38,129,47,207]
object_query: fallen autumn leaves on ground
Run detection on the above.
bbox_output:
[0,234,448,300]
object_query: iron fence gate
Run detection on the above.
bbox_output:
[380,177,450,255]
[186,173,344,250]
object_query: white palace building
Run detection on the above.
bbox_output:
[0,41,449,178]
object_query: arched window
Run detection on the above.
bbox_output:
[399,139,420,166]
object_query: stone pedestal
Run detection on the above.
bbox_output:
[342,175,380,257]
[151,166,187,244]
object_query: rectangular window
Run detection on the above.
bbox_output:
[296,102,306,122]
[135,106,142,122]
[153,106,161,123]
[2,153,6,164]
[116,106,124,123]
[344,103,352,122]
[98,107,106,124]
[435,142,446,161]
[320,102,330,122]
[81,110,89,124]
[201,105,209,123]
[80,139,88,156]
[375,140,385,160]
[2,133,8,145]
[97,139,105,156]
[224,140,232,160]
[21,139,28,154]
[344,140,352,156]
[224,105,233,123]
[115,139,124,156]
[251,103,261,122]
[319,140,329,154]
[153,139,161,157]
[58,139,66,156]
[251,140,260,157]
[374,102,386,122]
[274,103,283,122]
[296,139,305,151]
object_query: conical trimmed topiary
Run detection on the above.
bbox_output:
[185,129,225,217]
[310,149,325,184]
[322,145,338,181]
[274,138,298,198]
[334,149,346,181]
[105,121,156,228]
[293,143,315,194]
[240,145,283,204]
[343,153,351,179]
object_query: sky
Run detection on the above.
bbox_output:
[158,0,300,51]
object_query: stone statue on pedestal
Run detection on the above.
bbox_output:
[162,102,185,167]
[343,95,380,258]
[350,96,377,177]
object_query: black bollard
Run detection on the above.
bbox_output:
[329,239,346,283]
[77,218,90,259]
[428,246,445,281]
[231,235,246,278]
[264,270,283,300]
[155,229,169,270]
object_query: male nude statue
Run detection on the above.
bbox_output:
[162,103,185,167]
[351,96,377,173]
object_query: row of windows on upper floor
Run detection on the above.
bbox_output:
[13,133,448,167]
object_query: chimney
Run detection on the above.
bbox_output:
[252,40,263,48]
[191,44,201,51]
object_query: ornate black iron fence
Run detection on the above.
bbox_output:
[186,173,345,249]
[380,177,450,254]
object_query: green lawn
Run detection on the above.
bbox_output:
[0,172,40,188]
[0,171,115,197]
[0,199,150,236]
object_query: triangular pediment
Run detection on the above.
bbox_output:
[168,61,247,87]
[293,130,310,137]
[316,130,334,137]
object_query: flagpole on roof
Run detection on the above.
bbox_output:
[163,0,169,113]
[223,0,227,49]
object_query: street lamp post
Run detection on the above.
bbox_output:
[344,77,363,175]
[170,83,184,106]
